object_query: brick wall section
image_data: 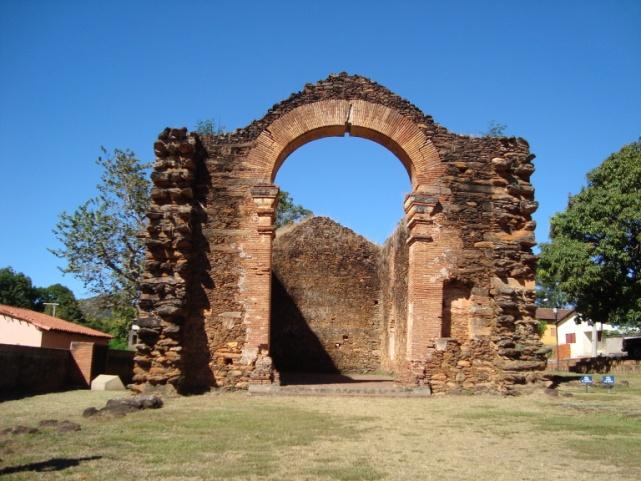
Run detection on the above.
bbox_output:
[0,343,134,398]
[271,217,382,373]
[106,349,135,385]
[69,342,97,387]
[379,222,409,373]
[133,73,546,394]
[0,344,70,399]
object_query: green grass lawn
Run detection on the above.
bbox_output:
[1,373,641,481]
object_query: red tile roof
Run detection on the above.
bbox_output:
[535,307,575,322]
[0,304,112,339]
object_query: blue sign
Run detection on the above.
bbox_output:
[580,375,593,384]
[601,375,615,385]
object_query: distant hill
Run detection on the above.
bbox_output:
[78,295,114,322]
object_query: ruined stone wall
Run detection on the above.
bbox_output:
[379,221,409,373]
[133,73,546,395]
[187,140,258,390]
[270,217,382,373]
[133,128,200,392]
[409,135,544,394]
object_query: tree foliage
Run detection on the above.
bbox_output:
[0,267,38,308]
[36,283,86,324]
[0,266,86,324]
[276,191,313,228]
[51,148,150,315]
[534,280,570,308]
[538,140,641,327]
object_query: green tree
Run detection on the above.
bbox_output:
[534,280,570,308]
[35,283,86,325]
[0,266,38,308]
[0,267,88,325]
[51,147,150,321]
[276,191,313,228]
[538,139,641,327]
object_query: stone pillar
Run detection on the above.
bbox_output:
[132,127,199,394]
[404,192,443,361]
[244,184,279,384]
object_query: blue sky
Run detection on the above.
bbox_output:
[1,0,639,298]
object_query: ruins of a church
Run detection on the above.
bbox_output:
[132,74,546,395]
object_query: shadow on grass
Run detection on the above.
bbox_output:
[543,373,583,389]
[0,455,102,475]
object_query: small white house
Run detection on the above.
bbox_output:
[536,308,625,359]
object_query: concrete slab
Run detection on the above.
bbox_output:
[91,374,126,391]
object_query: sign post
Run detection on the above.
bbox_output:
[601,375,615,393]
[579,375,593,393]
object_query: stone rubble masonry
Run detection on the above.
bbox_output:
[132,127,201,393]
[133,73,546,395]
[271,217,382,373]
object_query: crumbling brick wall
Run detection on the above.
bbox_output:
[133,73,546,395]
[271,217,382,373]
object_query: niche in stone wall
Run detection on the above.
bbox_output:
[442,281,472,339]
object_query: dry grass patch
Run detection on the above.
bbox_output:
[0,373,640,480]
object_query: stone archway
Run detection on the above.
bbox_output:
[240,98,453,380]
[133,73,546,395]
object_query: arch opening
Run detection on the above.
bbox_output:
[269,135,413,384]
[241,98,453,389]
[244,99,442,191]
[271,125,415,185]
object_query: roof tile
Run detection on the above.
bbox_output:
[535,307,575,322]
[0,304,112,339]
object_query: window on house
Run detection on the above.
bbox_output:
[597,331,603,342]
[565,333,576,344]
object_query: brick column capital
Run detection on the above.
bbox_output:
[251,184,279,236]
[404,192,440,245]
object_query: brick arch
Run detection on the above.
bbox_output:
[243,97,452,382]
[244,99,443,190]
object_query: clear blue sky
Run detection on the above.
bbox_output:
[1,0,639,298]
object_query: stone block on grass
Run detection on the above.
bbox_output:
[91,374,126,391]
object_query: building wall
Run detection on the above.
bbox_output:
[557,315,617,358]
[0,314,43,347]
[0,344,70,398]
[270,217,382,373]
[379,221,409,373]
[0,343,134,399]
[541,324,556,346]
[41,330,110,349]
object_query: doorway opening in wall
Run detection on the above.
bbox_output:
[269,136,411,389]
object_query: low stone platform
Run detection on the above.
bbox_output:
[249,373,431,397]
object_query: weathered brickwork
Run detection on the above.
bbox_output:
[379,221,409,373]
[132,127,202,392]
[271,217,382,373]
[133,73,546,395]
